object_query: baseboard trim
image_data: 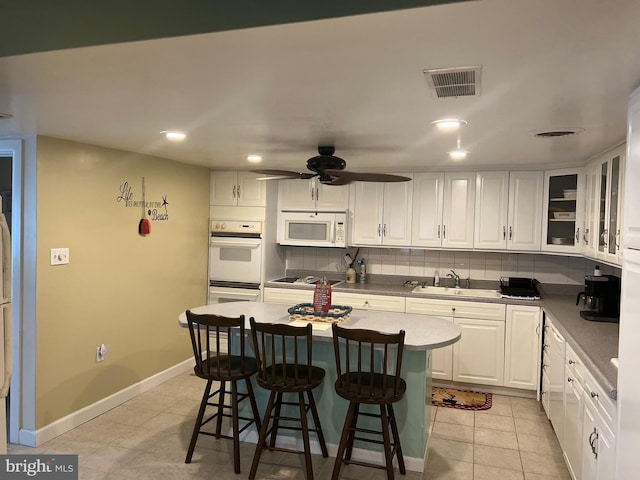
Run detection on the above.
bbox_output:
[19,358,194,447]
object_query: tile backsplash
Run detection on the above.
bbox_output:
[284,247,621,285]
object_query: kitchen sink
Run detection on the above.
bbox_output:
[411,285,502,299]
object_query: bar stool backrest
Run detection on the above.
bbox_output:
[249,318,315,391]
[331,324,406,403]
[186,310,248,380]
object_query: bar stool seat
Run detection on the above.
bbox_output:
[331,324,407,480]
[248,318,328,480]
[184,310,261,474]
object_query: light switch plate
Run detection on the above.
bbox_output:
[50,248,69,265]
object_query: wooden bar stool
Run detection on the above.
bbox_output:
[248,318,328,480]
[331,324,407,480]
[184,310,261,474]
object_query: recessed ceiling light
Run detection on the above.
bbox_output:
[247,154,263,163]
[448,149,468,160]
[160,131,186,142]
[432,119,468,130]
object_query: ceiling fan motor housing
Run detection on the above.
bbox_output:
[306,155,346,173]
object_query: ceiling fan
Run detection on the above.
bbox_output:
[252,146,411,185]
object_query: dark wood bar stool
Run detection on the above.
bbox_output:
[248,318,329,480]
[331,324,407,480]
[184,310,261,474]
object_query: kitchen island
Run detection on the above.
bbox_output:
[178,301,461,472]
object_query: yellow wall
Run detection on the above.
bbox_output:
[35,136,209,427]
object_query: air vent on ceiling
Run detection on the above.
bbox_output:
[530,128,584,138]
[423,65,482,99]
[0,112,13,119]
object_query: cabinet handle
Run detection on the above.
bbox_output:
[236,184,240,198]
[377,224,381,237]
[232,185,236,198]
[616,229,620,248]
[590,391,599,399]
[536,324,540,336]
[542,363,548,370]
[503,226,506,240]
[509,226,513,240]
[542,343,549,351]
[443,225,447,239]
[568,359,575,365]
[575,227,580,243]
[589,428,598,459]
[311,187,315,200]
[567,377,573,383]
[383,224,387,236]
[584,228,589,245]
[437,225,441,239]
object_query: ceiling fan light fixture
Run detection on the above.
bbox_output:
[161,130,186,142]
[433,118,467,130]
[448,149,468,160]
[247,154,263,163]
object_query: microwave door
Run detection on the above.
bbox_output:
[286,220,331,245]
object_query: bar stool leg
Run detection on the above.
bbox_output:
[344,402,360,461]
[268,392,283,448]
[185,379,213,463]
[388,404,406,474]
[306,390,328,457]
[332,401,357,480]
[215,381,226,437]
[231,381,240,474]
[380,404,395,480]
[245,378,262,432]
[249,390,277,480]
[298,392,314,479]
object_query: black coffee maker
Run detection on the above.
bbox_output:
[576,274,621,323]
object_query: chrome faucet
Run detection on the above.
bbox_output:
[447,270,461,288]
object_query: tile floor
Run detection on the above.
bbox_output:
[8,372,570,479]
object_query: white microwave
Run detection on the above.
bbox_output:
[277,211,347,247]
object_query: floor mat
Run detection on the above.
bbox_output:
[432,386,492,411]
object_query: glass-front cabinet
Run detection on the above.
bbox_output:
[542,168,584,253]
[594,145,625,265]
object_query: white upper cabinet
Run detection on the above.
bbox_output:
[442,172,475,249]
[210,171,266,207]
[582,162,600,259]
[411,173,445,247]
[542,168,584,253]
[475,171,543,251]
[594,146,625,265]
[351,177,413,246]
[278,178,349,211]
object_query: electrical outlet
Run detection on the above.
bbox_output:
[51,248,70,265]
[96,344,106,362]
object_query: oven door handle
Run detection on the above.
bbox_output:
[210,239,261,248]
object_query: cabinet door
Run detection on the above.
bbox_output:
[596,411,616,480]
[452,318,505,386]
[474,171,509,249]
[278,179,315,210]
[442,172,475,249]
[263,287,313,305]
[563,368,584,479]
[625,91,640,249]
[210,171,238,206]
[583,163,599,258]
[508,171,543,251]
[543,168,583,253]
[581,399,598,480]
[236,171,266,206]
[381,178,413,246]
[316,183,349,210]
[504,305,540,390]
[603,150,624,264]
[351,182,384,245]
[412,173,444,247]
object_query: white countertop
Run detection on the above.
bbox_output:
[178,301,461,351]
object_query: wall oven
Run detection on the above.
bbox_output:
[209,220,262,286]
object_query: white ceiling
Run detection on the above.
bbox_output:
[1,0,640,173]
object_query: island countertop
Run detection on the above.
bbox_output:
[178,301,461,351]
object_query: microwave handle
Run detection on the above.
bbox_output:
[332,222,336,243]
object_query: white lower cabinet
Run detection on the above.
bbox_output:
[542,315,566,444]
[263,287,313,305]
[563,363,584,480]
[405,297,507,385]
[504,305,541,390]
[331,292,405,312]
[453,317,505,386]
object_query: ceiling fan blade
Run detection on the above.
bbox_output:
[323,170,412,183]
[250,169,316,180]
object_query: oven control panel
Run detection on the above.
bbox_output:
[211,220,262,235]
